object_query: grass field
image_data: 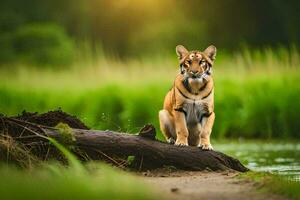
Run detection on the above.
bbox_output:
[0,137,161,200]
[1,48,299,140]
[0,163,161,200]
[240,172,300,200]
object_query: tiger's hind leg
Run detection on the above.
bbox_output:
[159,109,176,144]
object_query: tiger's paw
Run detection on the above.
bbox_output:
[199,143,213,151]
[175,139,188,146]
[167,137,176,144]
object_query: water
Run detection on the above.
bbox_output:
[215,141,300,181]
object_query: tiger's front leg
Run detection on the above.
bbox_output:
[199,112,215,150]
[174,111,189,146]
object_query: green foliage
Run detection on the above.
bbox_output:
[0,71,299,140]
[13,23,75,65]
[0,136,160,200]
[0,48,299,140]
[0,23,74,65]
[0,163,159,200]
[45,137,83,173]
[0,33,15,62]
[1,0,300,59]
[214,75,300,139]
[240,172,300,200]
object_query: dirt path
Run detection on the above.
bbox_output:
[139,169,288,200]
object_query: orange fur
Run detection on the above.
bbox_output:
[159,45,217,150]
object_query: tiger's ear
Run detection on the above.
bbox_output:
[204,45,217,61]
[176,45,189,60]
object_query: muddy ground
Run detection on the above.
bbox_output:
[139,169,288,200]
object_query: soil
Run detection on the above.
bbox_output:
[15,110,89,129]
[0,110,90,164]
[139,169,289,200]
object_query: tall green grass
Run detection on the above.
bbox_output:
[0,137,160,200]
[0,48,299,139]
[0,164,159,200]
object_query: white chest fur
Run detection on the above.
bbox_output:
[182,95,212,127]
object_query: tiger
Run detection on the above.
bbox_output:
[159,45,217,150]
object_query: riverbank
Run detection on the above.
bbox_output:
[140,170,290,200]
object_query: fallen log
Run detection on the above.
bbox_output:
[0,115,248,172]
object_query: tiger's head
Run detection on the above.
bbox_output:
[176,45,217,91]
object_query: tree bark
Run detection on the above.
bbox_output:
[0,117,248,172]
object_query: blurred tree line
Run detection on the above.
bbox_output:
[0,0,299,65]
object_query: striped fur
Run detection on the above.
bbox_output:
[159,45,216,150]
